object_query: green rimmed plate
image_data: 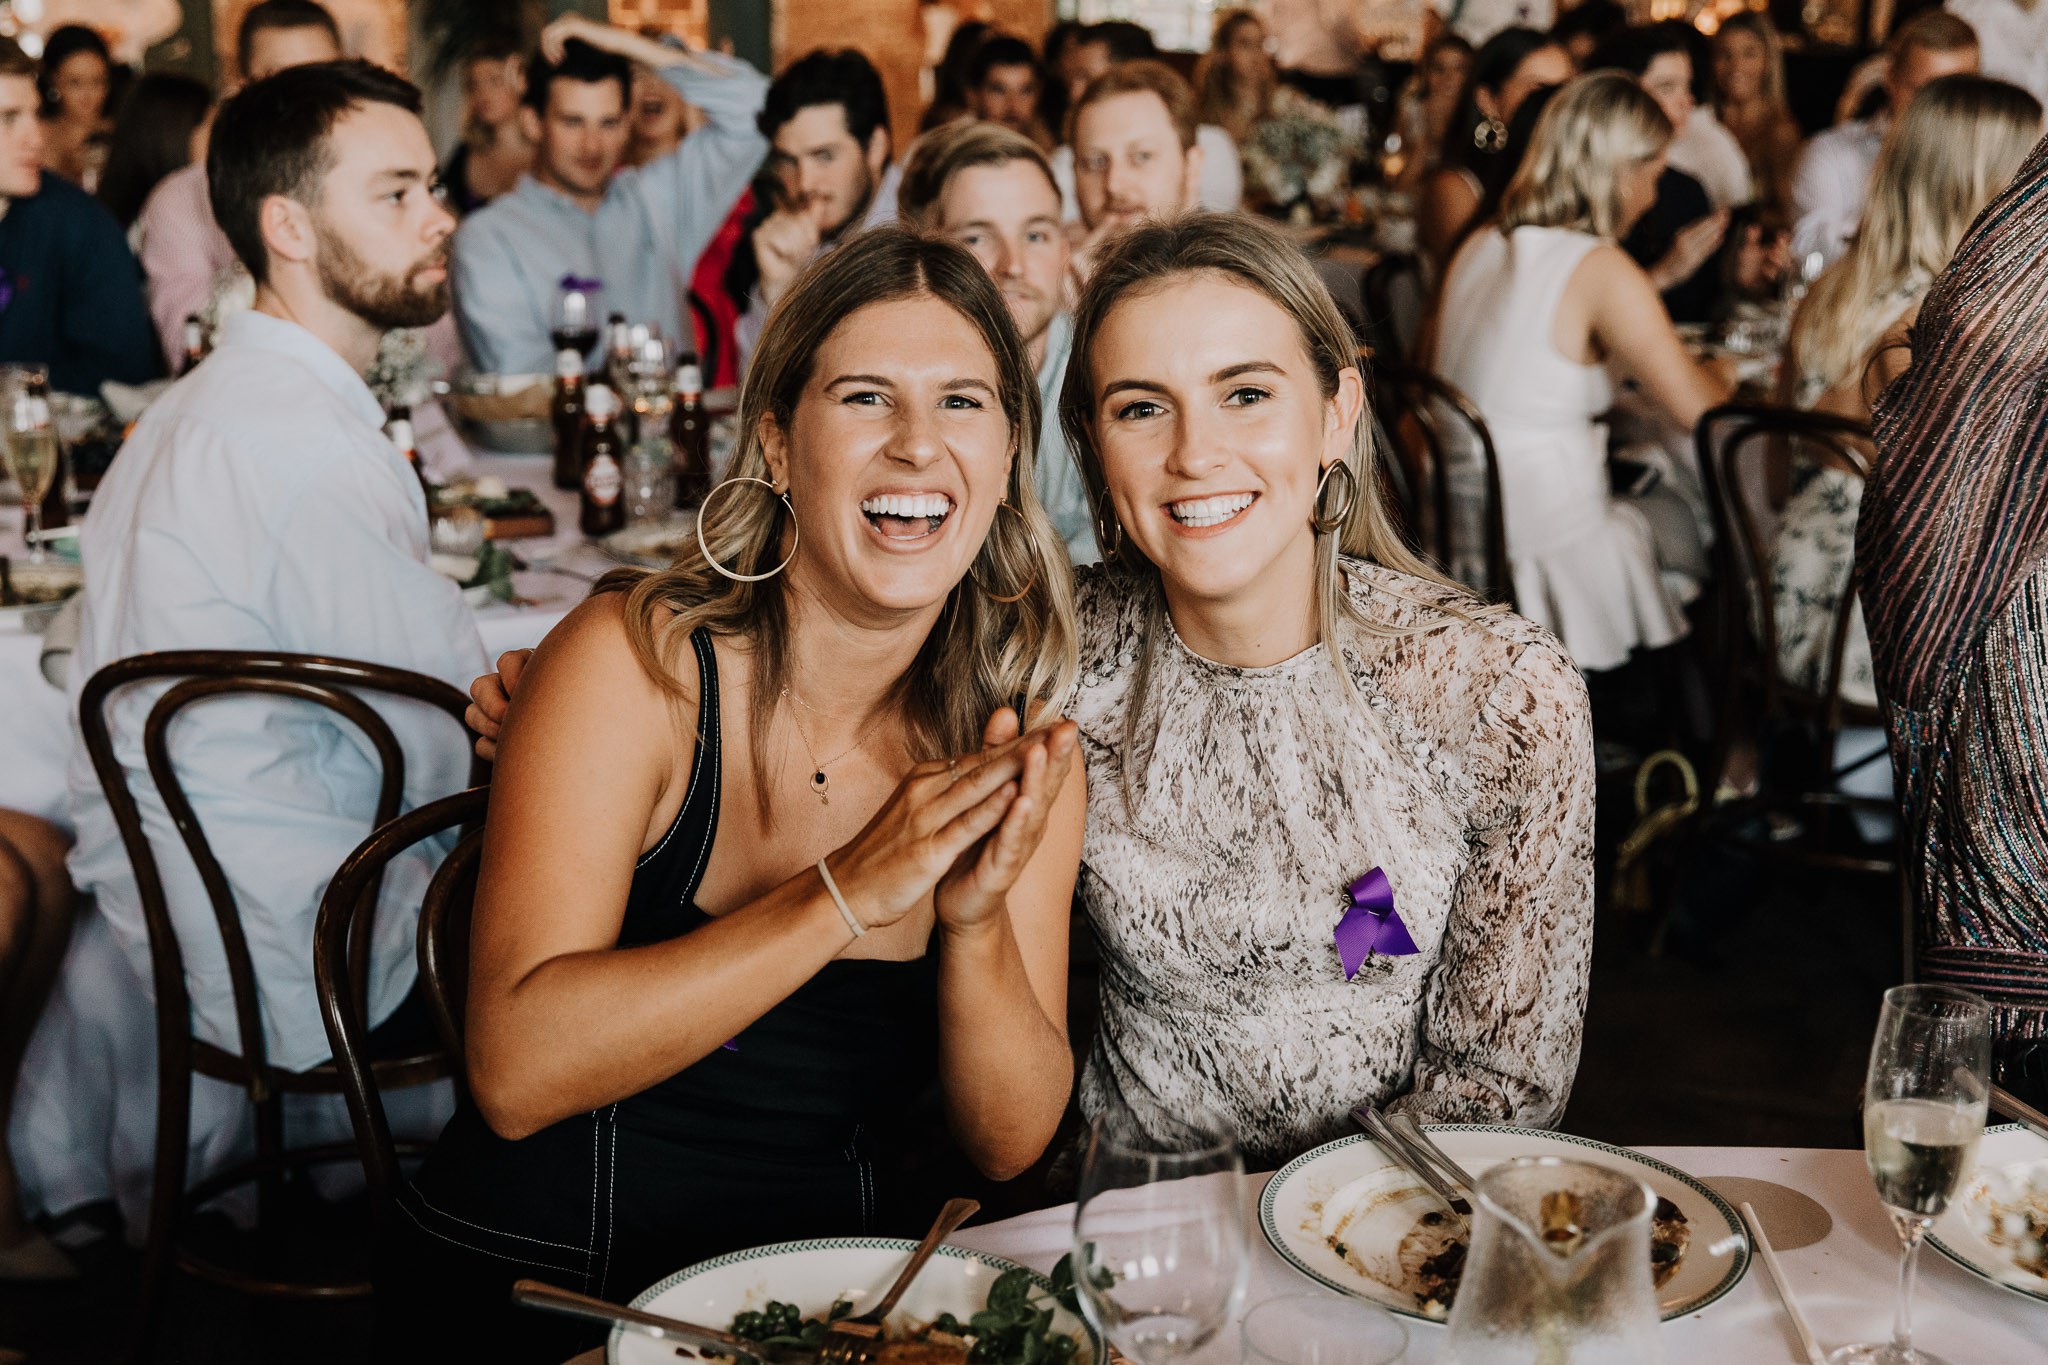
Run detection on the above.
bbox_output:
[1258,1124,1750,1325]
[1927,1122,2048,1305]
[610,1237,1105,1365]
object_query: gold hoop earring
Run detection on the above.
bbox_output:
[1312,459,1356,534]
[1094,508,1123,561]
[1473,115,1507,154]
[696,476,798,582]
[970,501,1039,605]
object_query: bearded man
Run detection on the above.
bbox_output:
[10,59,487,1237]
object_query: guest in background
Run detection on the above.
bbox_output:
[36,24,112,190]
[1859,133,2048,1110]
[1948,0,2048,103]
[1712,13,1803,222]
[441,34,532,215]
[965,32,1051,147]
[1065,61,1208,279]
[1197,8,1277,147]
[1551,0,1627,70]
[135,0,343,372]
[1791,11,1980,267]
[94,71,210,237]
[1392,30,1472,193]
[920,17,991,131]
[1038,19,1087,136]
[451,13,766,377]
[1417,27,1574,278]
[1770,75,2040,715]
[12,55,481,1253]
[627,56,696,166]
[1262,0,1371,107]
[728,48,897,375]
[0,39,156,394]
[1600,21,1751,209]
[0,811,73,1283]
[1050,22,1243,214]
[1431,72,1733,671]
[900,119,1098,561]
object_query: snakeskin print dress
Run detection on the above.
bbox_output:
[1068,559,1597,1169]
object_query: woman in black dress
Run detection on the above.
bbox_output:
[384,228,1083,1361]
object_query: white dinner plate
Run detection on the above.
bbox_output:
[1259,1124,1750,1325]
[0,559,80,634]
[610,1237,1104,1365]
[600,519,695,569]
[1928,1123,2048,1305]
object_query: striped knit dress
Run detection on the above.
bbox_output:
[1859,134,2048,1100]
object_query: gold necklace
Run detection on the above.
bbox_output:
[781,687,868,803]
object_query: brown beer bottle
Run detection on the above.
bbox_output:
[550,348,586,491]
[670,353,710,509]
[385,404,434,520]
[579,385,626,537]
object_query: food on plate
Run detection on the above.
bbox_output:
[1965,1161,2048,1282]
[1316,1169,1691,1317]
[726,1259,1084,1365]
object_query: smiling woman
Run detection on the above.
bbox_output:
[384,227,1084,1363]
[1055,213,1598,1172]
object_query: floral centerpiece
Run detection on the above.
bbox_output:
[1243,90,1361,224]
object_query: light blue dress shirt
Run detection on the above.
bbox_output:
[452,52,769,375]
[1036,312,1099,565]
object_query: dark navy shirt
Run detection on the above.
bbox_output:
[0,172,159,394]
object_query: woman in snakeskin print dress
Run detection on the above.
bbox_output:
[1058,215,1597,1168]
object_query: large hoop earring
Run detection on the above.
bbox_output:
[1473,116,1507,154]
[970,501,1039,605]
[1312,460,1356,535]
[1094,508,1123,561]
[695,476,798,582]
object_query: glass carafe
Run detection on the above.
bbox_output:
[1439,1157,1667,1365]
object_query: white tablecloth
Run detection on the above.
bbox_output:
[950,1145,2047,1363]
[0,451,602,829]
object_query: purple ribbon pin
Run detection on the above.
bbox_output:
[1334,867,1418,981]
[558,273,602,294]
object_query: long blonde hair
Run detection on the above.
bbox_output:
[1194,9,1274,145]
[598,227,1077,809]
[1497,71,1672,240]
[1792,74,2042,397]
[1058,213,1480,806]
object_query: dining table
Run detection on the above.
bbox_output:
[0,447,606,829]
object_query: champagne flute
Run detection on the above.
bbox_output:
[2,365,56,566]
[1830,984,1992,1365]
[1071,1108,1249,1362]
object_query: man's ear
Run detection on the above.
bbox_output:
[865,124,891,178]
[258,193,317,273]
[518,104,543,146]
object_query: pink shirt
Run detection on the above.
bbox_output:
[134,161,236,371]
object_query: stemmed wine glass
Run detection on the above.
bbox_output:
[550,277,601,363]
[1,365,57,565]
[1831,984,1992,1365]
[1071,1109,1249,1362]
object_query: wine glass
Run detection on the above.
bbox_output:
[1831,984,1992,1365]
[1,365,57,566]
[550,277,601,363]
[1071,1109,1249,1363]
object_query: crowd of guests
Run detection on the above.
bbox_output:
[1,1,2047,1360]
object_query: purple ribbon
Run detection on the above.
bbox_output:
[0,268,15,314]
[558,273,602,294]
[1334,867,1418,980]
[721,1039,738,1053]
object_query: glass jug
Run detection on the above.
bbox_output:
[1439,1157,1667,1365]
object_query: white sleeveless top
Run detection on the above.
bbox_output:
[1433,226,1689,672]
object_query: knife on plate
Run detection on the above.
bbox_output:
[511,1278,816,1363]
[1992,1084,2048,1144]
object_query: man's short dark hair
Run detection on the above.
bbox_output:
[967,34,1038,89]
[1589,20,1695,81]
[523,38,631,116]
[208,58,422,285]
[1551,0,1626,49]
[0,36,35,84]
[1082,21,1159,64]
[761,48,890,149]
[236,0,340,77]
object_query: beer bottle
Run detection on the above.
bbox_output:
[580,385,626,537]
[670,353,711,509]
[385,404,434,519]
[550,348,587,491]
[179,315,207,375]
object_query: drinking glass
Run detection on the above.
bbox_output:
[1,365,56,565]
[550,279,601,363]
[1830,984,1992,1365]
[1072,1109,1249,1363]
[1242,1294,1406,1365]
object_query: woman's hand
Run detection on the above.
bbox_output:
[1649,209,1729,292]
[537,13,602,64]
[934,709,1081,937]
[466,648,534,762]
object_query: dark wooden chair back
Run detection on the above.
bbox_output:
[315,785,488,1212]
[1370,360,1516,607]
[1361,251,1426,366]
[686,288,722,389]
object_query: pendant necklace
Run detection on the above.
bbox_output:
[782,686,868,803]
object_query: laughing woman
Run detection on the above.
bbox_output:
[1063,214,1596,1167]
[387,228,1081,1362]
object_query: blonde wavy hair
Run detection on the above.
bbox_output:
[1497,71,1672,240]
[1058,213,1483,805]
[597,227,1078,811]
[1791,74,2042,397]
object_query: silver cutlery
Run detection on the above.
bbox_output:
[1737,1202,1826,1365]
[1992,1083,2048,1144]
[817,1197,980,1365]
[1387,1110,1481,1207]
[511,1278,815,1363]
[1350,1104,1471,1226]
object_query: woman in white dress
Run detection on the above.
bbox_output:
[1431,71,1733,672]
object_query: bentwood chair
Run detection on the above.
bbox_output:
[77,651,484,1364]
[1368,358,1517,607]
[685,287,722,389]
[1690,403,1895,878]
[1360,251,1427,366]
[315,785,488,1221]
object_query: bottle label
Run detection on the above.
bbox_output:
[585,454,623,506]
